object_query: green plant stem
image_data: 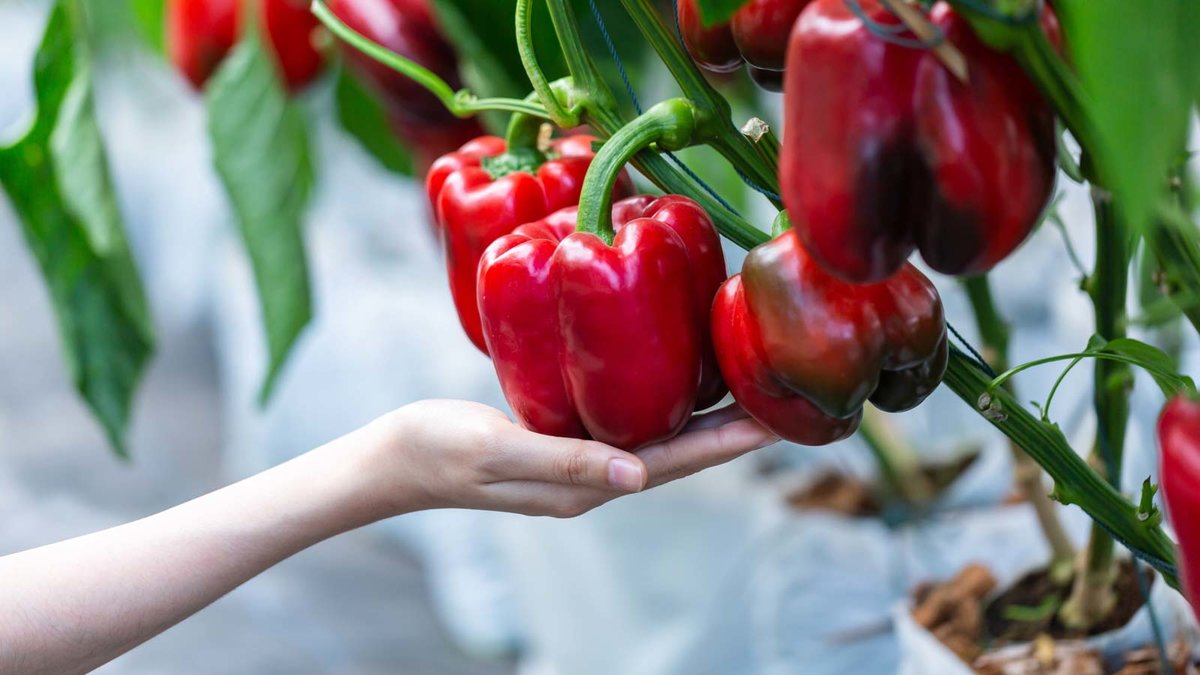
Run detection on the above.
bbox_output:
[311,0,550,119]
[616,0,782,206]
[963,276,1076,575]
[943,348,1178,588]
[1062,187,1133,630]
[859,407,935,506]
[576,99,700,243]
[515,0,577,126]
[1147,200,1200,337]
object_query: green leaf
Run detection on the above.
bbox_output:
[1099,337,1196,399]
[0,0,154,457]
[1056,0,1200,234]
[131,0,167,54]
[206,31,314,404]
[334,68,413,176]
[694,0,750,26]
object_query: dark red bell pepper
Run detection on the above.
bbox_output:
[712,229,947,445]
[1157,395,1200,621]
[476,195,727,450]
[426,135,633,354]
[167,0,325,91]
[329,0,466,124]
[677,0,810,91]
[781,0,1059,283]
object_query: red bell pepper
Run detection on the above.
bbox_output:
[712,229,947,445]
[476,195,727,450]
[167,0,325,91]
[676,0,810,91]
[781,0,1058,282]
[1157,395,1200,621]
[426,134,633,354]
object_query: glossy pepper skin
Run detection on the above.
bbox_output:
[425,136,634,354]
[1157,395,1200,622]
[166,0,325,91]
[329,0,465,124]
[477,195,727,450]
[677,0,810,91]
[712,229,947,445]
[781,0,1059,283]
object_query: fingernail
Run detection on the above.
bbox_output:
[608,458,645,492]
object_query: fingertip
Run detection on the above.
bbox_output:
[607,455,647,493]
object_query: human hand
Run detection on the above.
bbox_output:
[359,400,778,519]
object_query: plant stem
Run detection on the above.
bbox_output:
[616,0,782,206]
[311,0,550,119]
[859,407,935,506]
[943,348,1178,588]
[963,276,1076,575]
[1062,187,1133,630]
[576,99,699,243]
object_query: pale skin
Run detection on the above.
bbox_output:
[0,399,777,674]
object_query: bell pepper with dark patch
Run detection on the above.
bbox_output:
[712,229,947,445]
[676,0,810,91]
[781,0,1058,282]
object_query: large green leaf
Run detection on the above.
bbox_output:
[334,67,414,176]
[206,31,313,404]
[1056,0,1200,234]
[0,0,155,457]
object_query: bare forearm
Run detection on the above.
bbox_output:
[0,426,397,674]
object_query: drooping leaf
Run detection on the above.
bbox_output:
[0,0,155,457]
[1099,337,1196,399]
[693,0,750,26]
[334,67,413,176]
[206,30,313,404]
[1056,0,1200,234]
[131,0,167,55]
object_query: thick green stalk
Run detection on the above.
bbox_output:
[943,349,1178,588]
[576,99,700,243]
[963,276,1076,574]
[616,0,782,206]
[1062,188,1133,629]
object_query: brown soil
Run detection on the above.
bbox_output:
[785,453,979,518]
[985,560,1151,642]
[912,560,1196,674]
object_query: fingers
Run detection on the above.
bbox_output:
[484,426,648,493]
[679,403,750,432]
[639,416,778,489]
[484,481,620,519]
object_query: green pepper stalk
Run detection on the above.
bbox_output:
[576,99,701,243]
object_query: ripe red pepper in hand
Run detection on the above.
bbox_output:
[1157,395,1200,621]
[425,135,634,353]
[329,0,466,124]
[167,0,325,91]
[676,0,810,91]
[477,195,727,450]
[712,229,947,445]
[781,0,1058,283]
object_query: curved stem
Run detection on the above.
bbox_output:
[312,0,550,119]
[516,0,578,126]
[576,99,699,243]
[617,0,782,205]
